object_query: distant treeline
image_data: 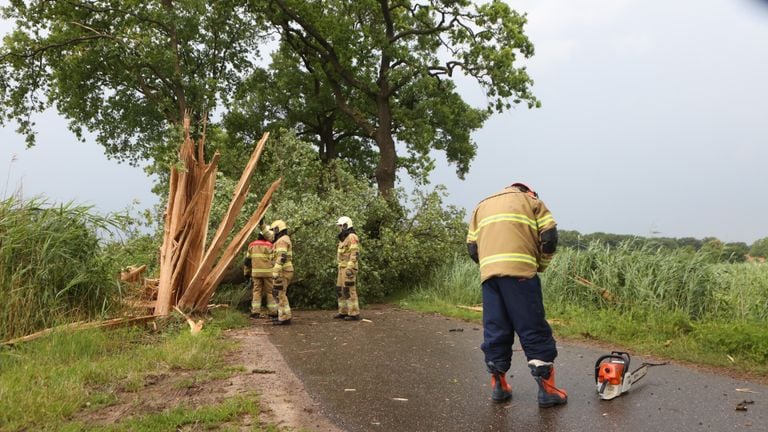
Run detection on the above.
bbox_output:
[559,230,768,263]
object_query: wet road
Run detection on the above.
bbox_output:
[267,305,766,432]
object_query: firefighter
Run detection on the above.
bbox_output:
[466,182,567,407]
[333,216,361,321]
[243,228,277,319]
[270,219,293,325]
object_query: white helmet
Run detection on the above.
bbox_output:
[336,216,353,229]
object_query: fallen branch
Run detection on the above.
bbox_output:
[1,315,156,346]
[120,264,147,283]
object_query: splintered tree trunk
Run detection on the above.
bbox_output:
[154,116,281,316]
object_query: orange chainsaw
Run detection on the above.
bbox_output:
[595,351,666,400]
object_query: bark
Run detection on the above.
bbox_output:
[373,93,396,197]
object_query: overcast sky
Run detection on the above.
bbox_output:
[2,0,767,243]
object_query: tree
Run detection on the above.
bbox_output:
[750,237,768,259]
[723,242,748,263]
[223,45,379,180]
[261,0,538,195]
[212,131,467,308]
[0,0,265,163]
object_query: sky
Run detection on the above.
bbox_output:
[2,0,767,244]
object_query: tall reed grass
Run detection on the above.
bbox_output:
[408,253,481,306]
[543,240,768,321]
[403,241,768,369]
[0,196,122,340]
[409,240,768,322]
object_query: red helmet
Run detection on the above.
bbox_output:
[510,182,538,198]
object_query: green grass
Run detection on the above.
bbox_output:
[547,304,768,374]
[0,309,252,431]
[400,246,768,377]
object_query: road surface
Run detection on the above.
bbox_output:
[265,305,765,432]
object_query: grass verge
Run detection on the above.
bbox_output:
[0,309,271,431]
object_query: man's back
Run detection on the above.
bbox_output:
[467,186,556,281]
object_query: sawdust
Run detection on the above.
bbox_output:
[75,321,341,431]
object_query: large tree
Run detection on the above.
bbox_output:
[260,0,539,195]
[0,0,265,162]
[223,45,379,180]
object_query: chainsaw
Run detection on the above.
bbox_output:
[595,351,665,400]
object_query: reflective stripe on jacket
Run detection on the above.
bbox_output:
[247,239,273,276]
[272,235,294,276]
[467,186,556,282]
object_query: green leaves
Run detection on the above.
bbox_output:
[750,237,768,259]
[212,130,466,307]
[2,0,539,195]
[0,0,267,161]
[237,0,538,194]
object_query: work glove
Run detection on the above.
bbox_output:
[345,268,355,277]
[244,276,253,290]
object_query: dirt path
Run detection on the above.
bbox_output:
[227,323,341,431]
[75,322,340,431]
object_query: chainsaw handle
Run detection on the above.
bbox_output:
[594,351,631,383]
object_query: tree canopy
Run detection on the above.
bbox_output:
[1,0,538,196]
[254,0,539,194]
[750,237,768,259]
[0,0,265,162]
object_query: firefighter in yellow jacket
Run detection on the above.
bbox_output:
[333,216,361,321]
[243,228,277,319]
[467,182,567,407]
[270,219,293,325]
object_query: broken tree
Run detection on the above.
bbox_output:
[154,116,281,315]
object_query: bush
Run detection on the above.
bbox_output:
[213,131,467,308]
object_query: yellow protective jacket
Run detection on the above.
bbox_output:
[272,235,294,278]
[245,239,273,277]
[467,186,556,282]
[337,231,360,271]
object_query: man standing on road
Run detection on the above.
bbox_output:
[333,216,361,321]
[270,219,294,326]
[466,182,567,407]
[243,227,278,319]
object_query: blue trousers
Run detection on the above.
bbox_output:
[481,275,558,373]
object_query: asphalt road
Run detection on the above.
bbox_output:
[267,305,766,432]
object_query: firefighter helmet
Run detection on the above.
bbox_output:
[336,216,353,229]
[261,225,275,242]
[510,182,538,198]
[271,219,288,233]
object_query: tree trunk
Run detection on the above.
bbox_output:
[317,118,337,163]
[374,96,396,197]
[374,133,396,197]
